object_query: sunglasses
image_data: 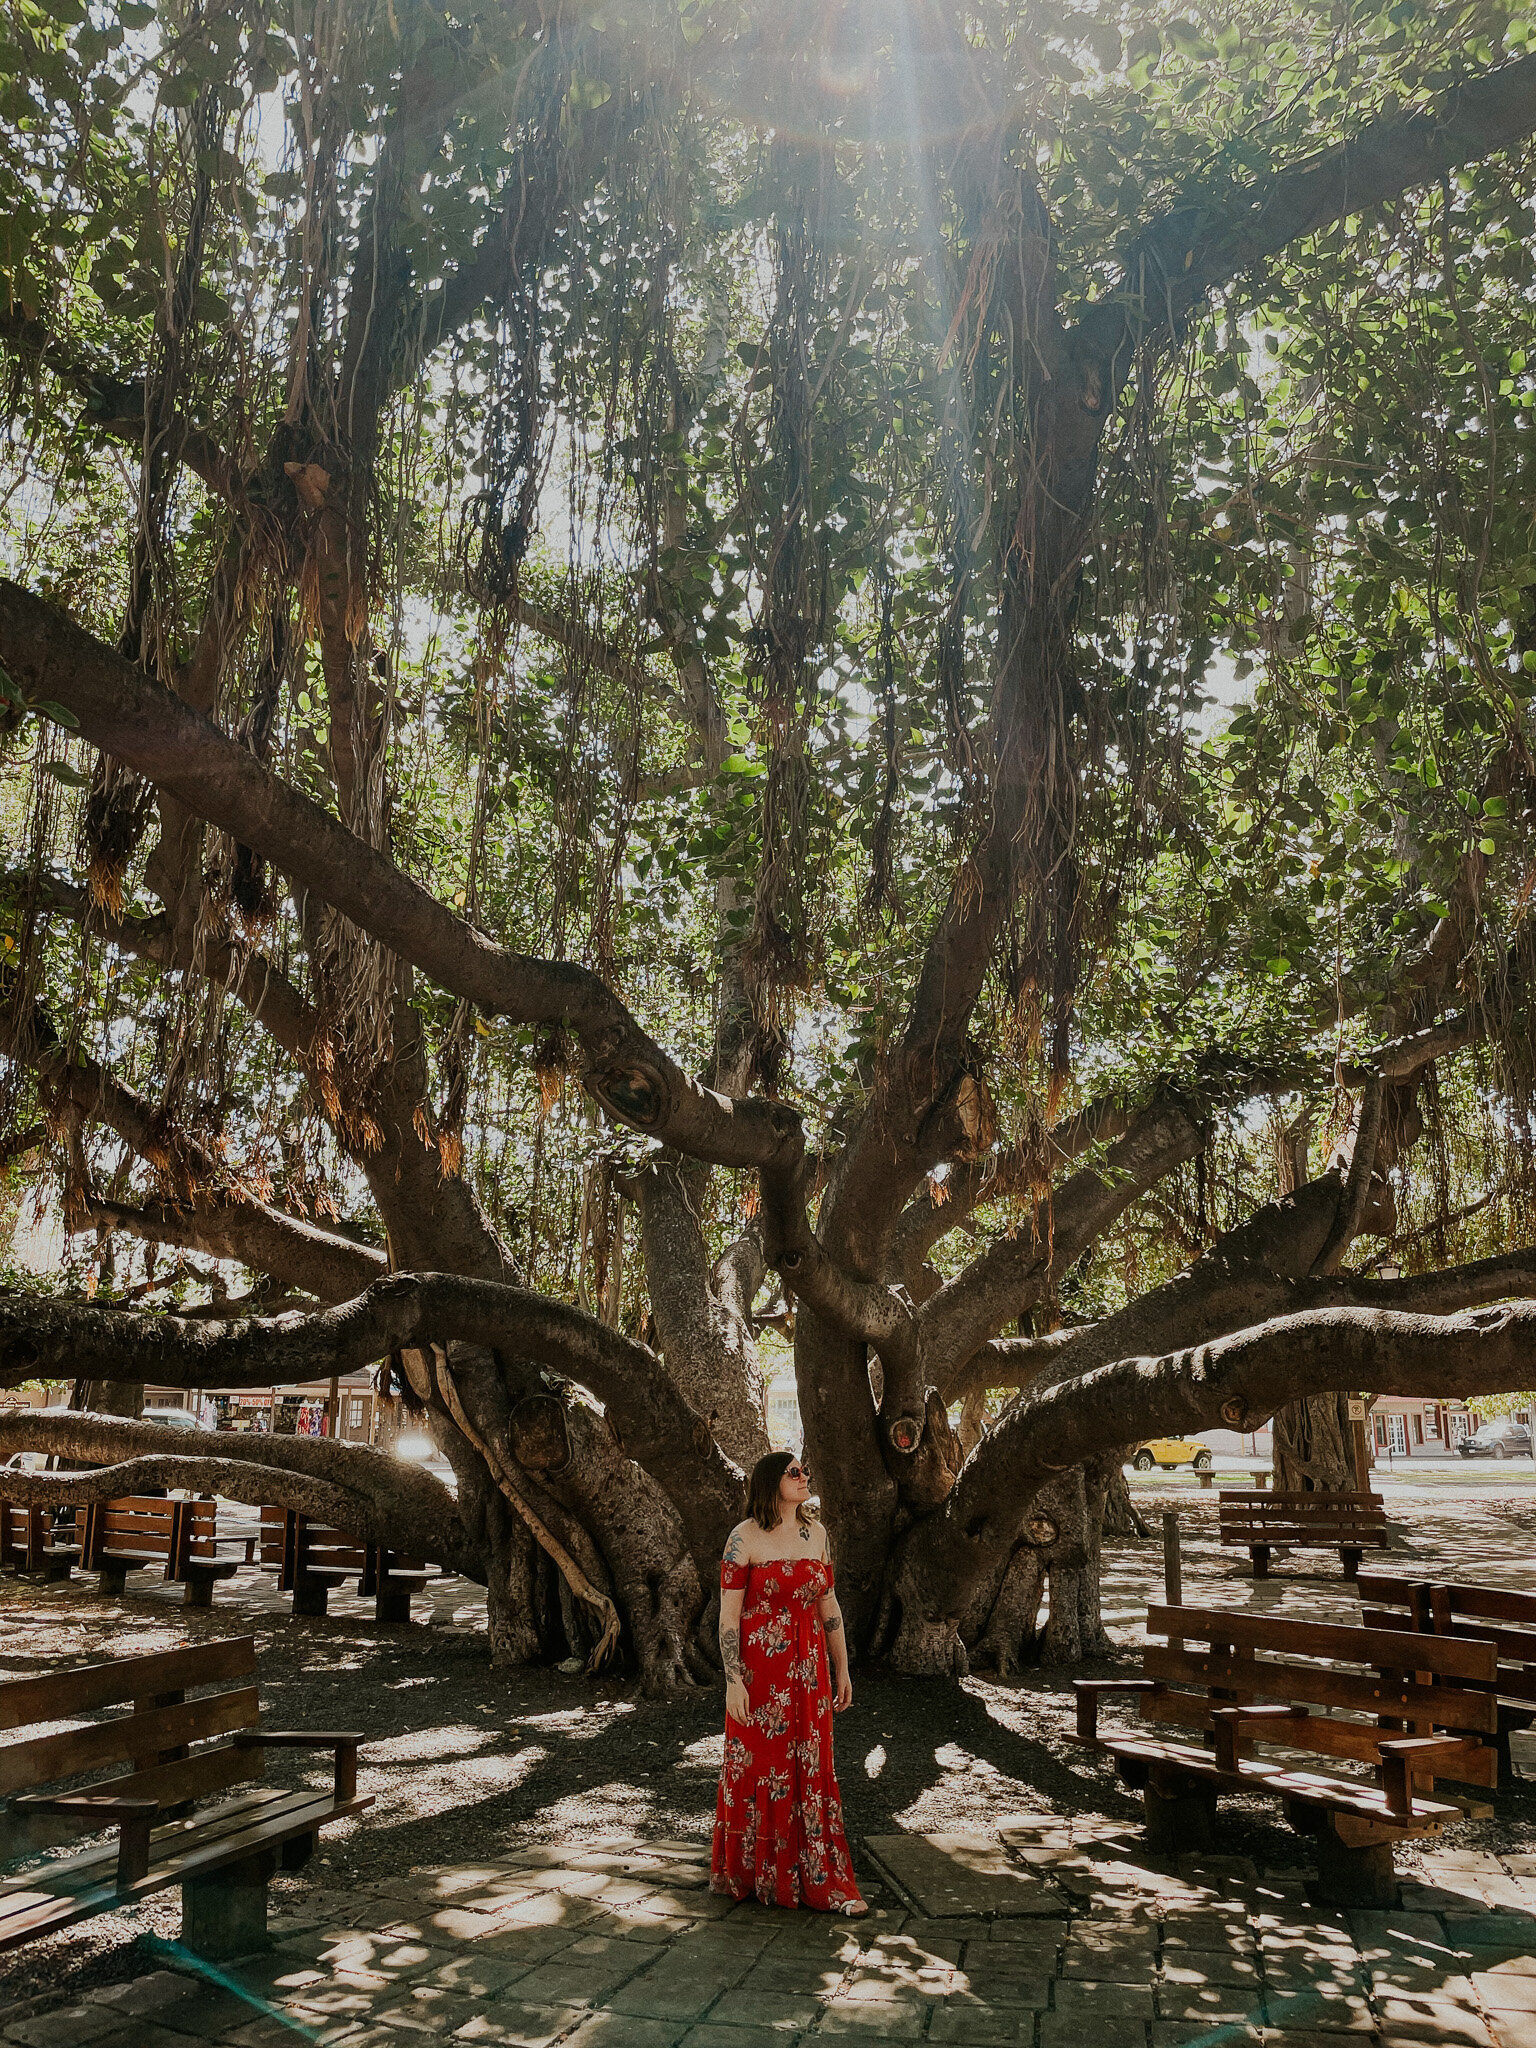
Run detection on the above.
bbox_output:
[785,1464,809,1480]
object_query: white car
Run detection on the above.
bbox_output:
[141,1409,206,1431]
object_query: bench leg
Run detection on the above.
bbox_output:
[374,1589,411,1625]
[98,1561,129,1597]
[1251,1545,1270,1579]
[293,1579,329,1617]
[182,1848,277,1959]
[1340,1547,1362,1581]
[1144,1770,1218,1855]
[1311,1826,1397,1909]
[282,1831,317,1872]
[183,1574,215,1609]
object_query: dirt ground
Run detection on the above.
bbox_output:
[5,1481,1536,2008]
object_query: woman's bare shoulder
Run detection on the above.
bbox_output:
[722,1520,759,1565]
[804,1512,830,1559]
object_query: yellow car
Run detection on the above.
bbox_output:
[1132,1437,1212,1472]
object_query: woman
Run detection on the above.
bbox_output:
[710,1449,867,1915]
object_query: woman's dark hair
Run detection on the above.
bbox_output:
[745,1450,814,1533]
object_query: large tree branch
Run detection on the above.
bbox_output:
[0,1407,483,1580]
[82,1196,385,1303]
[0,582,801,1175]
[1076,55,1536,405]
[911,1101,1205,1375]
[891,1283,1536,1672]
[0,1270,744,1569]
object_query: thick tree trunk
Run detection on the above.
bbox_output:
[1272,1392,1356,1491]
[793,1305,896,1650]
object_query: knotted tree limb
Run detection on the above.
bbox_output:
[0,1268,744,1566]
[0,1407,483,1580]
[889,1290,1536,1672]
[427,1348,620,1673]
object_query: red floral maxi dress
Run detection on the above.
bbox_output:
[711,1555,863,1911]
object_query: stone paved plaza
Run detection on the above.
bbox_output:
[8,1825,1536,2048]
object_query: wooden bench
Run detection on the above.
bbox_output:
[0,1636,369,1959]
[1073,1603,1499,1905]
[1359,1574,1536,1782]
[0,1501,75,1578]
[1219,1488,1389,1578]
[80,1496,186,1596]
[261,1507,434,1622]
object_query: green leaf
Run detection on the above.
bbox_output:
[45,759,93,788]
[35,700,79,729]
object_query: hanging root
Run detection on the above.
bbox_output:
[431,1350,622,1671]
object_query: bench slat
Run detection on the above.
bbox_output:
[1139,1688,1499,1785]
[0,1638,257,1733]
[1142,1644,1498,1733]
[1083,1731,1458,1827]
[0,1786,371,1954]
[0,1685,261,1796]
[1147,1605,1498,1682]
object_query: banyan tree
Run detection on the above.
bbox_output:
[3,0,1536,1689]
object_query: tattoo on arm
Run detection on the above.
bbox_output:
[823,1615,842,1635]
[723,1528,745,1565]
[721,1625,744,1682]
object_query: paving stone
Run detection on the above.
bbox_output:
[1478,1957,1536,1981]
[1162,1953,1261,1989]
[1158,1985,1261,2024]
[562,2018,683,2048]
[1037,2019,1145,2048]
[1488,2017,1536,2048]
[735,1960,846,1998]
[4,2010,127,2048]
[679,2030,806,2048]
[1373,1993,1494,2045]
[705,1992,822,2031]
[601,1972,722,2024]
[418,1959,531,2000]
[811,2002,927,2037]
[1153,2027,1260,2047]
[1369,1960,1478,1998]
[862,1834,1063,1918]
[856,1929,963,1966]
[1052,1978,1156,2019]
[499,1958,643,2008]
[926,2004,1035,2045]
[130,1995,251,2040]
[1161,1911,1255,1952]
[90,2026,206,2048]
[1448,1919,1536,1951]
[451,2007,586,2048]
[1063,1938,1157,1983]
[1481,1973,1536,2013]
[474,1927,579,1967]
[1261,1988,1374,2031]
[678,2030,802,2048]
[945,1971,1051,2008]
[86,1980,200,2021]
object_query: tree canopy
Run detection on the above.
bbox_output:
[1,0,1535,1686]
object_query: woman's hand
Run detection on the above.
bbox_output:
[725,1679,751,1725]
[833,1672,853,1712]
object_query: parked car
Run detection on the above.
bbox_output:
[141,1408,206,1431]
[1131,1437,1212,1472]
[1457,1418,1532,1460]
[2,1450,48,1473]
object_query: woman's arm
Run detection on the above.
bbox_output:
[720,1521,752,1725]
[720,1582,749,1724]
[818,1585,852,1711]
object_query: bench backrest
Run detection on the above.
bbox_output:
[92,1496,181,1565]
[1218,1489,1387,1539]
[259,1505,365,1587]
[1358,1574,1536,1709]
[0,1503,52,1570]
[1142,1603,1499,1786]
[0,1637,264,1812]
